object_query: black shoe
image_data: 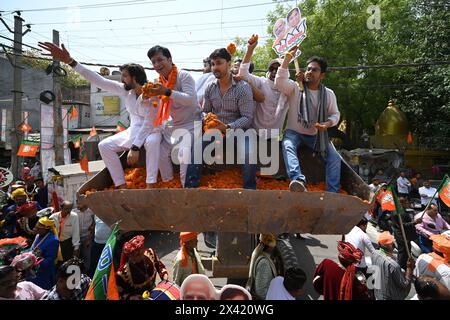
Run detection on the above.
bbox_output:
[295,233,305,240]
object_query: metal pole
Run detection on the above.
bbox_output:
[11,15,24,179]
[53,30,64,165]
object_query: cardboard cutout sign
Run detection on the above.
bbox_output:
[272,7,307,59]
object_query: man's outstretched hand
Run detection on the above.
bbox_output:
[38,42,72,64]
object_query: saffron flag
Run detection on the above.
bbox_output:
[90,126,97,137]
[85,223,120,300]
[79,141,89,174]
[116,121,128,133]
[68,105,78,120]
[407,131,413,145]
[438,174,450,207]
[17,140,39,157]
[19,123,32,133]
[380,187,396,212]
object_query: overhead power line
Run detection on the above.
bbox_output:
[4,0,176,13]
[28,1,293,25]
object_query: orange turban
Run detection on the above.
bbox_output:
[378,231,395,246]
[180,232,198,244]
[180,232,198,269]
[430,234,450,258]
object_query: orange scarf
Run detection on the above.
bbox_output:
[154,64,178,126]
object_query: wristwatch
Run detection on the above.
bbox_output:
[131,145,139,151]
[165,88,172,97]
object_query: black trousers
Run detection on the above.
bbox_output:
[60,238,74,263]
[89,241,106,278]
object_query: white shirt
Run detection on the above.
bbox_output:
[397,177,411,194]
[418,186,438,206]
[0,281,47,300]
[94,216,112,244]
[239,63,289,139]
[265,276,295,300]
[369,183,378,193]
[73,208,94,239]
[195,72,215,107]
[50,211,80,249]
[275,67,340,136]
[345,226,376,268]
[414,253,450,291]
[74,63,159,148]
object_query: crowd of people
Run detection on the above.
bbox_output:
[0,35,448,301]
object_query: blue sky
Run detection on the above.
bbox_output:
[1,0,298,79]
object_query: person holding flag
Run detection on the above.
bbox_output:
[85,222,119,300]
[38,42,162,189]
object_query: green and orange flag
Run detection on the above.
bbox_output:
[68,105,78,120]
[85,223,120,300]
[79,141,89,174]
[18,122,32,133]
[71,134,82,149]
[17,140,39,157]
[380,187,396,212]
[116,121,128,133]
[438,174,450,207]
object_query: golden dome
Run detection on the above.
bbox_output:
[375,100,409,136]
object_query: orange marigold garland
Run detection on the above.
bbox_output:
[154,64,178,126]
[226,43,236,56]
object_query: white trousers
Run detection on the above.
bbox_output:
[158,129,195,187]
[98,131,162,186]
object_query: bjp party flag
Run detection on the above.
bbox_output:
[17,140,39,157]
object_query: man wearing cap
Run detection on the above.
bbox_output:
[1,189,41,238]
[275,47,341,193]
[414,234,450,291]
[371,231,415,300]
[50,201,80,262]
[15,201,40,241]
[173,232,205,286]
[116,235,168,300]
[237,38,289,141]
[29,217,62,289]
[247,234,281,300]
[313,239,370,300]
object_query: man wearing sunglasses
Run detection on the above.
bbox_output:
[275,47,341,193]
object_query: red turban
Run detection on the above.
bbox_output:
[119,235,145,270]
[337,240,363,300]
[16,201,38,214]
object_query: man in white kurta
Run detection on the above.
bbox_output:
[238,40,289,140]
[146,45,201,187]
[37,41,161,188]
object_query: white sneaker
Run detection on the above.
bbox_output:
[289,180,307,192]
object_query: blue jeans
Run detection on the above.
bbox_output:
[185,134,257,189]
[281,129,341,192]
[418,234,433,254]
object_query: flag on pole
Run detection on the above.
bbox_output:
[79,141,89,174]
[407,131,413,145]
[380,187,396,212]
[18,123,32,133]
[71,134,82,149]
[438,174,450,207]
[89,126,97,137]
[17,140,39,157]
[68,105,78,120]
[116,121,128,133]
[85,223,120,300]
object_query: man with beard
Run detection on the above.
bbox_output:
[38,42,162,189]
[145,45,200,187]
[185,47,256,189]
[275,47,341,193]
